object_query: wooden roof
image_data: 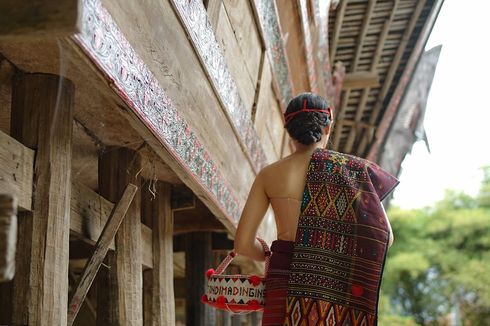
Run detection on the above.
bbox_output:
[328,0,443,159]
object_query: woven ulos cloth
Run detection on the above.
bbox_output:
[265,148,399,326]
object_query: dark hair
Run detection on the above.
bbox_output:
[284,92,332,145]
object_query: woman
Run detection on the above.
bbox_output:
[234,92,399,325]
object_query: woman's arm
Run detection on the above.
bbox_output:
[380,202,394,247]
[234,171,270,261]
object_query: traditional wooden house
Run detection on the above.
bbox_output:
[0,0,443,325]
[379,45,442,205]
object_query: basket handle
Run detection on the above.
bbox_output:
[215,237,271,275]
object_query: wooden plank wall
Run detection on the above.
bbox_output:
[208,0,287,163]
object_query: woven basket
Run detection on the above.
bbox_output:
[201,237,270,314]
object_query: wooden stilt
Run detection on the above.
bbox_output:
[67,184,138,325]
[142,269,153,325]
[0,194,17,282]
[185,231,216,325]
[97,146,143,326]
[0,194,17,324]
[141,180,175,325]
[10,72,74,326]
[96,253,118,326]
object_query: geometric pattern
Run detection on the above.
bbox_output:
[253,0,293,107]
[284,297,377,326]
[74,0,244,223]
[169,0,267,172]
[282,148,399,325]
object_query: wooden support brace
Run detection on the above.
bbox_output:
[67,184,138,325]
[97,146,143,326]
[0,195,17,282]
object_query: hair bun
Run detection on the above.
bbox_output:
[289,120,323,145]
[284,93,332,145]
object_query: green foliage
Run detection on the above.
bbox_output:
[380,176,490,325]
[477,166,490,208]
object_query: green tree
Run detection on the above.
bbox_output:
[380,174,490,325]
[477,166,490,208]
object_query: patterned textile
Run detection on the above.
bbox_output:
[282,148,399,325]
[263,240,295,325]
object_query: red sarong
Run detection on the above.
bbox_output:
[262,240,294,325]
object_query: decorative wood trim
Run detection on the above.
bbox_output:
[298,0,318,93]
[168,0,267,173]
[367,0,445,162]
[73,0,242,225]
[252,0,294,108]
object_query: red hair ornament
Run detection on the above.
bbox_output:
[284,98,332,126]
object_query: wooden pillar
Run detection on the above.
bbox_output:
[142,269,153,325]
[97,146,143,325]
[96,253,118,326]
[10,72,74,326]
[0,194,17,324]
[185,231,216,325]
[141,181,175,325]
[0,194,17,283]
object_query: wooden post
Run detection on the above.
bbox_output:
[97,146,143,326]
[0,195,17,324]
[10,72,74,326]
[67,184,138,325]
[142,270,153,325]
[141,181,175,325]
[185,231,216,325]
[0,194,17,282]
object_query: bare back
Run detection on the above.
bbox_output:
[261,150,316,241]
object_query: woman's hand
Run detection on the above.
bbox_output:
[234,170,270,261]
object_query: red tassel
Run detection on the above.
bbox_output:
[249,275,261,286]
[206,268,215,278]
[216,295,226,305]
[201,294,208,303]
[248,299,260,308]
